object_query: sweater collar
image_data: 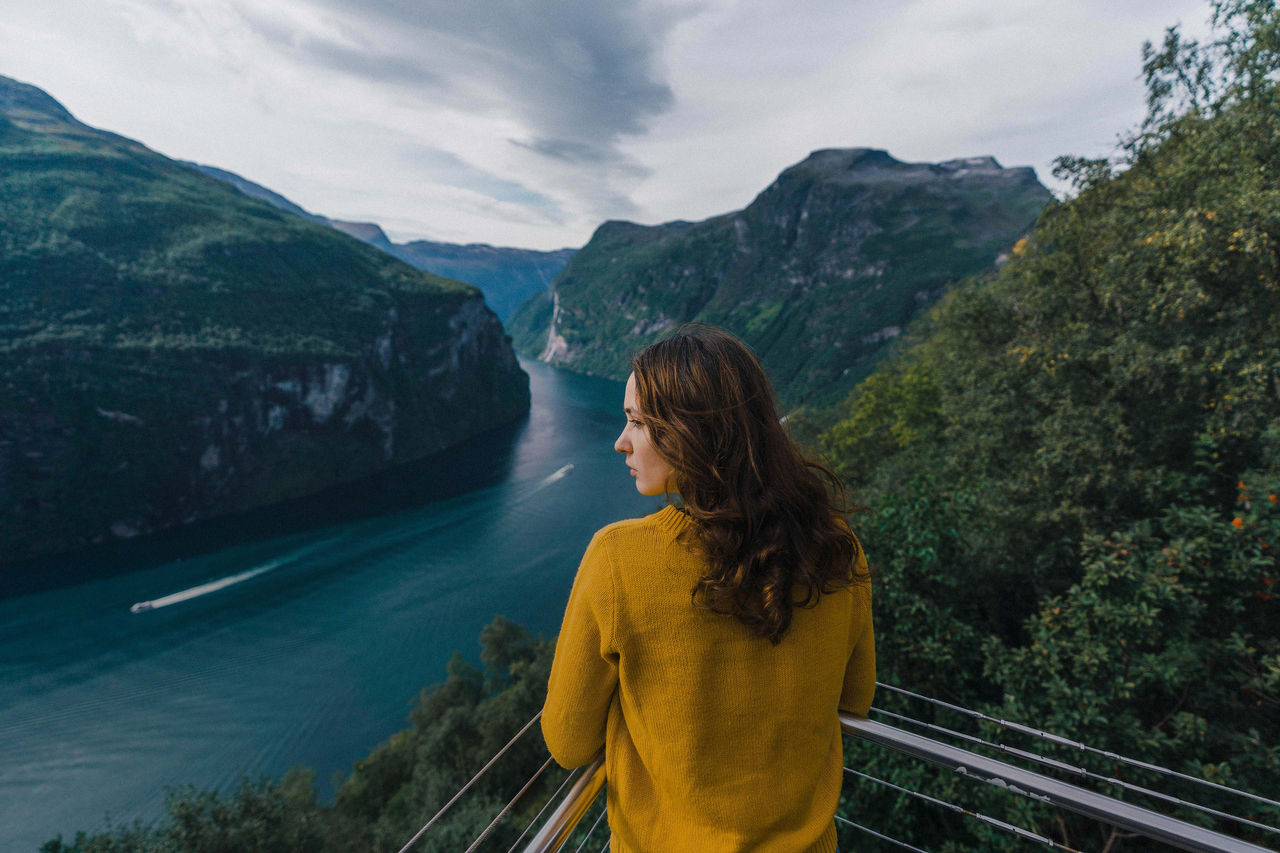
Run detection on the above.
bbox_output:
[654,503,695,536]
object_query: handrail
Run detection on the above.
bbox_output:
[522,755,606,853]
[516,719,1274,853]
[841,714,1275,853]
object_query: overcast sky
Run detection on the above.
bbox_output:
[2,0,1213,250]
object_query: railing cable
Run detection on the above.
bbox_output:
[464,755,556,853]
[506,765,584,853]
[844,765,1085,852]
[521,756,606,852]
[834,815,934,853]
[870,707,1280,838]
[398,710,543,853]
[876,682,1280,813]
[572,804,609,853]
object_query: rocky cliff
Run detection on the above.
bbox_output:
[0,75,529,564]
[507,148,1051,409]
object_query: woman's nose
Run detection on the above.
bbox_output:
[614,429,629,454]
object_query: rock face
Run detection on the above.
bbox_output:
[0,75,530,564]
[507,147,1051,409]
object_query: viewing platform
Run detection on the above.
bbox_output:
[394,682,1280,853]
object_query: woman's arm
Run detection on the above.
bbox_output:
[838,590,876,715]
[839,541,876,715]
[542,531,621,767]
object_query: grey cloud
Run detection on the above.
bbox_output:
[234,6,447,90]
[243,0,684,148]
[400,145,568,222]
[509,136,650,178]
[512,137,612,164]
[233,0,691,219]
[290,38,445,89]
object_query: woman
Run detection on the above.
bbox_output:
[542,325,874,852]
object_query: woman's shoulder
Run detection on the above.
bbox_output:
[588,504,692,551]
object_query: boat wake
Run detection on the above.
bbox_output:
[540,463,574,485]
[129,539,333,614]
[517,463,575,501]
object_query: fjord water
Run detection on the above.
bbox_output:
[0,360,652,851]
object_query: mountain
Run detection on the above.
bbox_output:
[184,163,574,321]
[507,148,1052,410]
[390,241,575,322]
[0,75,530,565]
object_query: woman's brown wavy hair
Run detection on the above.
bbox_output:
[631,324,867,644]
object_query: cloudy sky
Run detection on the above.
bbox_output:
[3,0,1213,250]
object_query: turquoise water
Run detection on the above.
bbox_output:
[0,360,655,851]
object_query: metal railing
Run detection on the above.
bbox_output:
[514,714,1276,853]
[394,689,1278,852]
[840,714,1272,853]
[523,757,606,852]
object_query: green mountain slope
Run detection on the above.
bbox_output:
[507,148,1051,409]
[0,74,530,565]
[185,162,576,322]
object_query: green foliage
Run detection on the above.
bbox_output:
[982,478,1280,848]
[40,823,162,853]
[848,466,990,695]
[827,2,1280,848]
[822,362,941,489]
[163,770,330,853]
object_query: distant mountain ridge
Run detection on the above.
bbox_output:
[185,162,575,321]
[391,240,574,322]
[508,147,1052,410]
[0,74,530,565]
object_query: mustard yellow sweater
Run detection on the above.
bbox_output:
[542,505,875,852]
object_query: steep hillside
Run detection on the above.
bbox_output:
[0,75,530,565]
[508,148,1050,409]
[186,162,575,321]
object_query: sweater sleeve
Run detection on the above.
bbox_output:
[838,591,876,715]
[838,541,876,715]
[542,530,620,768]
